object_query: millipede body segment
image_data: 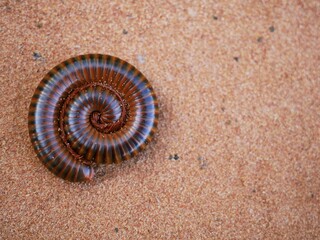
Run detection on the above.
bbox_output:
[28,54,159,182]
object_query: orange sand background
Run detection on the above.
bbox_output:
[1,0,320,239]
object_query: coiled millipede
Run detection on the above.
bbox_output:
[28,54,159,182]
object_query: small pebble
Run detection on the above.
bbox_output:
[137,55,145,64]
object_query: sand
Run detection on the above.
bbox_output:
[1,0,320,239]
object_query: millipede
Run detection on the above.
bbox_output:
[28,54,159,182]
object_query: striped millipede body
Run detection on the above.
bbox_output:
[28,54,159,182]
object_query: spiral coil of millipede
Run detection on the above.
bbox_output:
[28,54,159,182]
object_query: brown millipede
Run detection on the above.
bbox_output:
[28,54,159,182]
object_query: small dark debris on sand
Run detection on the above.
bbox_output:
[269,26,275,32]
[198,156,208,169]
[36,22,43,28]
[33,51,43,61]
[169,154,179,160]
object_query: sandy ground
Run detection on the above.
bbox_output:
[1,0,320,239]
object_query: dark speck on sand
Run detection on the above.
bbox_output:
[33,51,42,60]
[169,154,179,160]
[269,26,275,32]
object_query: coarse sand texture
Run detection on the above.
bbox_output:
[1,1,320,239]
